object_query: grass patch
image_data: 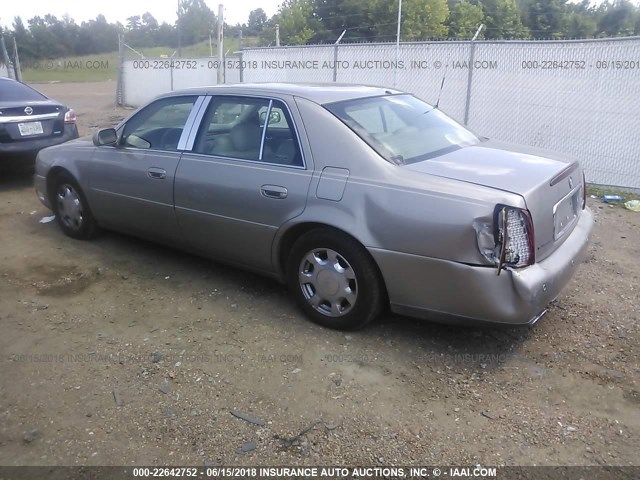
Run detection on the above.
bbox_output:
[587,184,640,202]
[587,184,640,210]
[21,53,118,83]
[135,37,259,59]
[21,38,260,83]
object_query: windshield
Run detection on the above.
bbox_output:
[0,80,47,102]
[325,94,480,165]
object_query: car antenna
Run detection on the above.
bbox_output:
[435,68,447,109]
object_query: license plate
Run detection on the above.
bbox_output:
[553,187,581,240]
[18,121,44,136]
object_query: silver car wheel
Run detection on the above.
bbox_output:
[56,184,83,231]
[298,248,358,317]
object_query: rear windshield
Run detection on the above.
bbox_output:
[0,80,47,102]
[325,94,480,165]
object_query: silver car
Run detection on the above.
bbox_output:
[34,84,593,330]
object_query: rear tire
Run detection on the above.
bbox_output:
[51,172,98,240]
[287,228,385,330]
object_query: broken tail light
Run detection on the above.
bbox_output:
[494,205,535,273]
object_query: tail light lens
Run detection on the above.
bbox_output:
[64,108,76,124]
[494,205,535,271]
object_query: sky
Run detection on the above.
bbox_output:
[3,0,637,29]
[0,0,283,29]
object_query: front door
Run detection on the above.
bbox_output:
[88,95,202,243]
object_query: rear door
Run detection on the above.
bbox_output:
[175,95,313,273]
[88,95,203,243]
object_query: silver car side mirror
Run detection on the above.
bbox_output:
[93,128,118,146]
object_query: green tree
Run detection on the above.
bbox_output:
[178,0,216,46]
[563,12,597,38]
[127,15,141,31]
[126,13,162,47]
[311,0,377,42]
[12,17,36,59]
[596,0,636,37]
[74,15,121,56]
[27,15,70,58]
[248,8,268,35]
[449,1,485,38]
[482,0,530,38]
[398,0,450,39]
[274,0,318,45]
[522,0,569,38]
[563,0,597,38]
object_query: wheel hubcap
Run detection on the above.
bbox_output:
[298,248,357,317]
[56,184,83,231]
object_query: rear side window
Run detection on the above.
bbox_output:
[326,94,480,164]
[0,80,47,102]
[194,96,303,167]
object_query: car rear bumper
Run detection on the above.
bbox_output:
[370,207,594,326]
[0,124,78,163]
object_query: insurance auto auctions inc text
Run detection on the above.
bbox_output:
[258,59,498,70]
[202,466,498,478]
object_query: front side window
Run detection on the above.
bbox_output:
[325,94,480,165]
[194,96,303,166]
[121,96,197,151]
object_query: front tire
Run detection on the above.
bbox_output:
[287,228,385,330]
[51,172,98,240]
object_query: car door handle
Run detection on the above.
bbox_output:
[261,185,288,199]
[147,167,166,180]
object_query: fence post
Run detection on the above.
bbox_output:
[217,3,224,84]
[463,41,476,125]
[463,24,484,125]
[116,34,124,106]
[239,30,243,83]
[0,37,15,80]
[333,30,346,83]
[12,37,22,82]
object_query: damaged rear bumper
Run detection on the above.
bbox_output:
[370,208,594,326]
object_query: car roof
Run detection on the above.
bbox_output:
[160,83,404,105]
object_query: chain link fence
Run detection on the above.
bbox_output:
[118,37,640,189]
[0,35,21,80]
[239,38,640,189]
[117,37,240,108]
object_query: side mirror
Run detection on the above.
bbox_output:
[93,128,118,146]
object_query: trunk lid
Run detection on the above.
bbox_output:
[0,101,66,143]
[404,139,584,261]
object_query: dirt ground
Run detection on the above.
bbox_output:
[0,81,638,468]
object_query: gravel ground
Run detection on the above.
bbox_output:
[0,81,638,467]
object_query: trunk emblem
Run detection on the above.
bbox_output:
[24,106,33,115]
[568,177,574,189]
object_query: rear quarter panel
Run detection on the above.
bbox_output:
[288,97,525,265]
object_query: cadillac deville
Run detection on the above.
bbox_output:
[34,84,593,330]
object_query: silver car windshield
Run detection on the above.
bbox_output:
[326,94,480,165]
